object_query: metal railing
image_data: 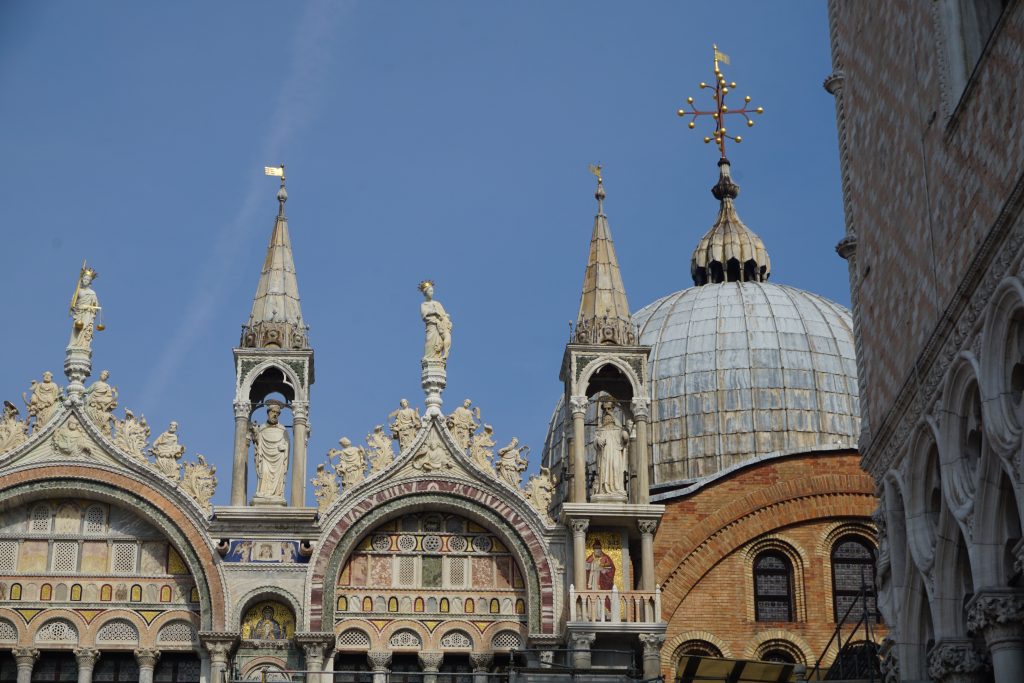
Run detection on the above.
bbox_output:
[806,575,881,682]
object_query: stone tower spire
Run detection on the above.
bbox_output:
[690,158,771,286]
[572,169,637,346]
[231,168,315,508]
[240,178,308,350]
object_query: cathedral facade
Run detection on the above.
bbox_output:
[0,87,878,682]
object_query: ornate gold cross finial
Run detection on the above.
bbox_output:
[676,44,764,158]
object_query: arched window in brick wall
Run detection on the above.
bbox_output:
[753,551,794,622]
[831,535,879,624]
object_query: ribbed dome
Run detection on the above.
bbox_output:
[543,282,860,487]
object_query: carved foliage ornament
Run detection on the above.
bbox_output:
[926,640,990,680]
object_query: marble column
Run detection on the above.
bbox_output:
[296,632,335,683]
[927,639,991,683]
[230,400,251,505]
[470,652,493,683]
[571,632,596,669]
[570,396,588,503]
[630,398,650,504]
[12,648,38,683]
[571,518,589,592]
[291,400,310,507]
[967,588,1024,683]
[200,633,237,683]
[639,634,665,680]
[134,648,160,683]
[419,651,443,683]
[367,650,392,683]
[74,648,100,683]
[638,520,658,592]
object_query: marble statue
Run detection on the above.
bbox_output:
[496,438,528,489]
[250,404,289,504]
[114,408,150,460]
[68,265,102,350]
[150,421,186,480]
[412,431,451,471]
[85,370,118,436]
[329,437,366,490]
[526,467,556,520]
[23,372,62,428]
[446,399,479,451]
[53,416,91,459]
[311,463,339,512]
[389,399,421,452]
[366,425,394,473]
[180,455,217,513]
[594,401,629,497]
[419,280,452,362]
[469,424,496,476]
[0,401,27,452]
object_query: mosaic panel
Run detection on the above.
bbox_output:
[584,530,623,591]
[240,600,295,641]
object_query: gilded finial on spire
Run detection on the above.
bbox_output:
[588,163,605,213]
[676,44,764,158]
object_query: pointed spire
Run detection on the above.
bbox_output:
[572,168,637,346]
[240,173,308,349]
[690,158,771,286]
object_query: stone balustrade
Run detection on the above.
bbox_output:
[568,585,662,624]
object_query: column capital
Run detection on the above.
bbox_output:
[967,588,1024,647]
[233,401,252,419]
[538,650,555,667]
[630,397,651,420]
[569,518,589,535]
[469,652,493,672]
[569,396,589,417]
[418,651,444,672]
[12,648,39,665]
[74,647,101,667]
[638,519,658,535]
[570,631,596,649]
[367,650,392,672]
[199,631,238,661]
[927,639,990,681]
[639,633,665,653]
[292,400,310,422]
[134,648,160,668]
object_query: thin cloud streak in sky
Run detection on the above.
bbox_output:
[140,0,348,407]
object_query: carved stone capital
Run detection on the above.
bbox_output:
[569,518,589,535]
[927,639,990,682]
[835,234,858,261]
[292,400,310,422]
[134,648,161,668]
[569,396,589,417]
[12,648,38,670]
[74,648,101,667]
[630,397,651,420]
[367,650,392,671]
[823,71,845,95]
[879,637,899,683]
[233,401,252,419]
[638,633,665,655]
[295,631,334,662]
[637,519,658,536]
[469,652,493,672]
[539,650,555,667]
[199,632,238,662]
[418,651,444,672]
[570,632,596,650]
[967,588,1024,647]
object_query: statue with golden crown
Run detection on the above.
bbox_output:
[68,262,103,350]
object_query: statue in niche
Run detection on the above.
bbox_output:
[412,431,451,471]
[85,370,118,436]
[180,455,217,513]
[419,280,452,363]
[389,398,421,452]
[0,401,27,452]
[250,404,289,504]
[469,424,496,475]
[366,425,394,473]
[447,399,480,451]
[150,421,186,480]
[594,401,629,497]
[526,467,556,520]
[68,264,102,350]
[114,408,150,459]
[311,463,339,512]
[329,437,366,490]
[496,438,528,488]
[53,416,91,459]
[23,371,62,428]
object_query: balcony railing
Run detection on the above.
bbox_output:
[568,585,662,624]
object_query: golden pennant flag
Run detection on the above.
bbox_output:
[264,166,285,177]
[713,47,730,65]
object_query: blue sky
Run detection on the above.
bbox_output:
[0,2,847,504]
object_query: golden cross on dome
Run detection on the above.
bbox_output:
[676,44,764,158]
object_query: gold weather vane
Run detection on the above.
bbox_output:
[264,164,285,184]
[676,44,764,157]
[588,163,603,183]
